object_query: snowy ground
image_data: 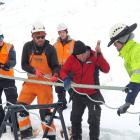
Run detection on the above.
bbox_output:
[1,0,140,139]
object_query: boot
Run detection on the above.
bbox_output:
[20,127,33,139]
[46,135,56,140]
[69,136,82,140]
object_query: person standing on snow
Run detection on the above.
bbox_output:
[53,23,75,109]
[0,29,17,132]
[60,40,110,140]
[107,23,140,116]
[17,22,59,140]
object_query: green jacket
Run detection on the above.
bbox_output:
[119,40,140,83]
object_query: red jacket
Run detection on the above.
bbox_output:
[60,50,110,95]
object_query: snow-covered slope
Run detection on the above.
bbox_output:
[0,0,140,139]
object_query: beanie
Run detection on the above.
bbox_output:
[73,40,86,55]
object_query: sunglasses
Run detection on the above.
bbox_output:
[35,35,45,40]
[0,35,4,41]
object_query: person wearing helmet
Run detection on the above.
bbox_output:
[17,22,59,140]
[53,23,75,110]
[108,23,140,116]
[60,40,110,140]
[0,29,17,133]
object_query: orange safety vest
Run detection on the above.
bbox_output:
[54,40,75,65]
[0,42,14,76]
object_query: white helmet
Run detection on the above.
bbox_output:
[108,23,137,47]
[57,23,67,32]
[31,21,45,33]
[109,23,127,39]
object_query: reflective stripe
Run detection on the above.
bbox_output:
[18,115,31,131]
[19,124,31,131]
[6,43,11,53]
[132,70,140,74]
[47,131,56,136]
[27,73,51,79]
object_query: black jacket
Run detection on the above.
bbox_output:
[21,40,60,74]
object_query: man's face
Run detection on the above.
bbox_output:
[76,52,88,62]
[0,35,4,46]
[58,30,67,40]
[32,32,46,47]
[114,41,124,51]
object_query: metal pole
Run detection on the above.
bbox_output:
[58,109,69,140]
[0,74,126,91]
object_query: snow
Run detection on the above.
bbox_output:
[0,0,140,139]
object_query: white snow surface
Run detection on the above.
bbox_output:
[0,0,140,139]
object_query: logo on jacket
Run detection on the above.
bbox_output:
[86,61,92,64]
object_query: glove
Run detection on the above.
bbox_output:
[117,102,131,116]
[3,65,10,71]
[50,73,58,82]
[124,82,140,104]
[35,69,44,77]
[0,64,10,71]
[64,77,71,91]
[124,84,133,93]
[58,93,67,110]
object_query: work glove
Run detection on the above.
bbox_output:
[58,93,67,110]
[0,64,10,71]
[35,69,44,77]
[64,77,71,91]
[50,73,58,82]
[117,102,131,116]
[124,83,133,93]
[124,82,140,105]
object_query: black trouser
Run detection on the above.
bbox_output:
[0,78,18,127]
[70,93,101,140]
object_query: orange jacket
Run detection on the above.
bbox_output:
[54,36,75,65]
[0,42,15,76]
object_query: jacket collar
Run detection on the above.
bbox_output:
[119,40,136,57]
[57,35,72,42]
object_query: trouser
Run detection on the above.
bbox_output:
[0,78,18,129]
[17,82,56,139]
[70,93,101,140]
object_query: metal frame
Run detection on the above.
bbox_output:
[0,103,68,140]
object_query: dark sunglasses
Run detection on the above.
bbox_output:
[0,35,4,41]
[35,35,45,40]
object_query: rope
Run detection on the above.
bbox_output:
[14,68,26,73]
[72,87,118,109]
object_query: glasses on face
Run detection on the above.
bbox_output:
[0,35,4,41]
[35,35,45,40]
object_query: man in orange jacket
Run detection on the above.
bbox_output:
[17,22,59,140]
[0,30,17,132]
[53,23,75,109]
